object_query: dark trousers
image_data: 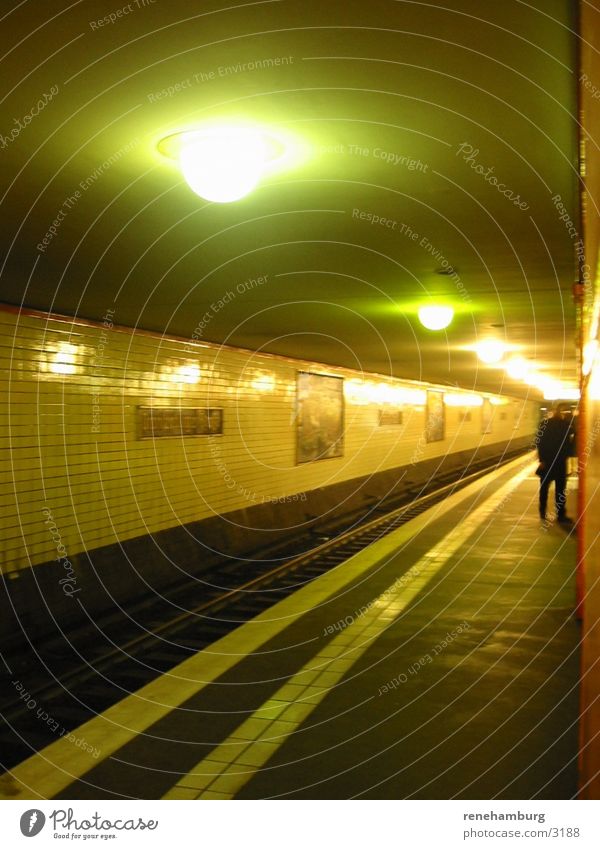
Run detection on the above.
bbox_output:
[539,462,567,517]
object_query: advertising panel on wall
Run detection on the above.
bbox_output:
[137,406,223,439]
[425,390,445,443]
[296,372,344,463]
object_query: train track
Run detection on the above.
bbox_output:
[0,449,529,769]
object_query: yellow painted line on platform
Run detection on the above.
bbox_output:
[162,463,534,799]
[0,454,532,800]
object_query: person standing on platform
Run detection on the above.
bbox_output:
[536,402,574,523]
[567,409,578,476]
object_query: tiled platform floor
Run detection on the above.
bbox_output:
[0,456,580,800]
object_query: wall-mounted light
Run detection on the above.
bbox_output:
[443,393,483,407]
[344,379,426,406]
[589,357,600,400]
[418,304,454,331]
[158,126,285,203]
[583,339,598,376]
[173,364,200,384]
[396,388,427,406]
[250,372,276,393]
[50,343,77,375]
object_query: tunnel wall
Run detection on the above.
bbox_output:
[0,305,539,639]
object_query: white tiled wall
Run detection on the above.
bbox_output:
[0,307,538,572]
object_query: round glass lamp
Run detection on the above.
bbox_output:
[418,305,454,330]
[158,127,284,203]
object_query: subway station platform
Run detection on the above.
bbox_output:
[0,455,580,801]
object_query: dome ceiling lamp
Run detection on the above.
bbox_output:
[158,126,285,203]
[417,304,454,330]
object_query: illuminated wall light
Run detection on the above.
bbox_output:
[418,305,454,331]
[589,299,600,343]
[374,384,407,405]
[374,384,391,404]
[344,379,378,405]
[173,364,201,384]
[384,385,424,405]
[583,339,598,376]
[589,353,600,400]
[344,379,369,405]
[362,382,380,404]
[396,388,427,405]
[158,127,285,203]
[474,340,506,365]
[50,343,77,375]
[504,357,530,380]
[443,393,483,407]
[489,396,509,406]
[250,372,275,393]
[344,380,426,407]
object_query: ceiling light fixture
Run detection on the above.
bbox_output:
[541,381,576,401]
[524,370,541,386]
[474,339,506,365]
[504,356,530,380]
[158,126,284,203]
[533,376,580,401]
[418,304,454,331]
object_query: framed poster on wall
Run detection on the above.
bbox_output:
[379,408,403,426]
[137,406,223,439]
[296,372,344,463]
[425,390,445,442]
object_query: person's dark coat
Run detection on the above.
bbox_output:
[537,416,572,468]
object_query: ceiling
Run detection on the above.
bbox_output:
[0,0,579,397]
